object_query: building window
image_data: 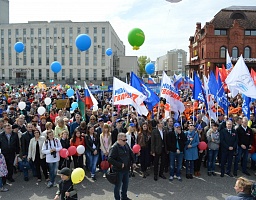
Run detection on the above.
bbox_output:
[69,27,73,35]
[102,69,105,78]
[69,57,73,65]
[8,29,11,37]
[61,28,65,35]
[62,46,65,55]
[245,30,256,36]
[54,73,57,80]
[38,57,42,65]
[85,27,89,34]
[15,29,19,37]
[46,57,49,65]
[102,46,105,55]
[85,69,89,80]
[30,28,34,36]
[220,46,226,58]
[54,46,57,55]
[62,69,65,80]
[93,27,97,34]
[101,57,105,66]
[16,56,19,65]
[94,36,97,43]
[46,28,49,37]
[244,46,251,58]
[102,27,105,34]
[102,36,105,43]
[69,69,73,79]
[9,69,12,80]
[77,56,81,65]
[93,69,97,80]
[31,57,34,65]
[93,46,97,55]
[77,69,81,80]
[232,47,238,58]
[85,56,89,65]
[46,69,49,79]
[201,48,204,59]
[214,29,227,36]
[77,27,81,34]
[54,28,57,36]
[31,69,34,80]
[1,69,4,79]
[38,28,41,37]
[69,46,73,54]
[62,56,65,65]
[39,69,42,80]
[93,56,97,66]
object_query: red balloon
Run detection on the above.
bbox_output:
[198,142,207,150]
[100,160,110,170]
[7,98,11,104]
[59,148,69,158]
[132,144,141,154]
[68,146,77,156]
[249,146,255,154]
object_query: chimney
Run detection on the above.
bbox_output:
[196,22,201,31]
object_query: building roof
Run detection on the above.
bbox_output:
[210,6,256,29]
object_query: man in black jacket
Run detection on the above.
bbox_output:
[111,119,125,144]
[220,120,238,177]
[20,123,35,181]
[108,133,135,200]
[0,123,20,182]
[233,117,254,176]
[166,123,186,181]
[151,120,168,181]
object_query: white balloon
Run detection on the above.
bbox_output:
[76,145,85,154]
[92,105,98,111]
[44,97,52,106]
[37,106,46,115]
[18,102,26,110]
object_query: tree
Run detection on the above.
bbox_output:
[138,56,151,78]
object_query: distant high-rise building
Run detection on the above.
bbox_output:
[155,49,187,76]
[0,0,9,24]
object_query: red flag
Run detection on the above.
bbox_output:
[221,64,228,82]
[215,67,220,81]
[251,68,256,85]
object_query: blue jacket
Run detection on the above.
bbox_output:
[184,130,199,160]
[225,192,255,200]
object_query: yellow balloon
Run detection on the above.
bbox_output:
[71,168,85,184]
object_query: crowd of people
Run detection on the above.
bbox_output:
[0,83,255,199]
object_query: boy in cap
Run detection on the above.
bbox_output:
[54,167,77,200]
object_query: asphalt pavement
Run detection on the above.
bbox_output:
[0,165,255,200]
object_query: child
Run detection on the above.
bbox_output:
[54,167,77,200]
[0,150,8,192]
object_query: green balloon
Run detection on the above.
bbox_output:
[128,28,145,50]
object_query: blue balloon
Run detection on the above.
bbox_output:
[50,61,62,73]
[67,89,75,97]
[71,102,78,109]
[145,63,155,75]
[106,48,112,56]
[252,153,256,161]
[75,34,91,51]
[14,42,25,53]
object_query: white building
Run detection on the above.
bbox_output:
[155,49,187,77]
[0,20,126,85]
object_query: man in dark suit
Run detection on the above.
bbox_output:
[0,123,20,182]
[220,120,238,177]
[234,117,254,176]
[151,120,168,181]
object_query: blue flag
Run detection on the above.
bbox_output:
[208,71,218,99]
[130,72,160,110]
[216,71,229,115]
[242,94,251,119]
[193,72,208,110]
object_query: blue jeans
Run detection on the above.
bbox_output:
[114,170,129,200]
[86,151,99,176]
[0,177,3,188]
[234,146,249,173]
[169,152,183,177]
[48,162,58,184]
[23,159,37,179]
[185,160,194,174]
[207,149,219,172]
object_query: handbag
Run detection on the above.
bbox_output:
[106,171,118,185]
[18,158,31,171]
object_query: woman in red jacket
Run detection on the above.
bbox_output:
[70,128,85,169]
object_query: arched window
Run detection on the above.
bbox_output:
[220,46,226,58]
[232,47,238,58]
[244,46,251,58]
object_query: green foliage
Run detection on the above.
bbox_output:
[138,56,151,78]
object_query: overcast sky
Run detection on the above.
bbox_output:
[9,0,255,61]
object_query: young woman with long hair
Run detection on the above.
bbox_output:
[59,130,71,170]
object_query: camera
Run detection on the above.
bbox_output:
[51,151,57,158]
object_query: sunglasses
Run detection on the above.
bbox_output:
[121,139,127,142]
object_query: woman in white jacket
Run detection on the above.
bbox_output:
[28,129,48,182]
[42,130,62,188]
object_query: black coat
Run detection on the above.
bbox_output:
[151,128,168,155]
[85,133,100,153]
[60,138,70,149]
[236,125,254,148]
[57,179,77,200]
[166,131,186,153]
[220,128,238,150]
[108,142,135,172]
[0,132,20,156]
[20,131,34,157]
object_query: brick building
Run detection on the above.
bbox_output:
[188,6,256,78]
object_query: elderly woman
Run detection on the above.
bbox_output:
[41,122,53,137]
[28,129,48,182]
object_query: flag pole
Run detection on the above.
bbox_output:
[192,100,195,124]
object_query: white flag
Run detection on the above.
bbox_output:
[112,77,148,116]
[225,55,256,98]
[160,71,185,119]
[226,50,232,70]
